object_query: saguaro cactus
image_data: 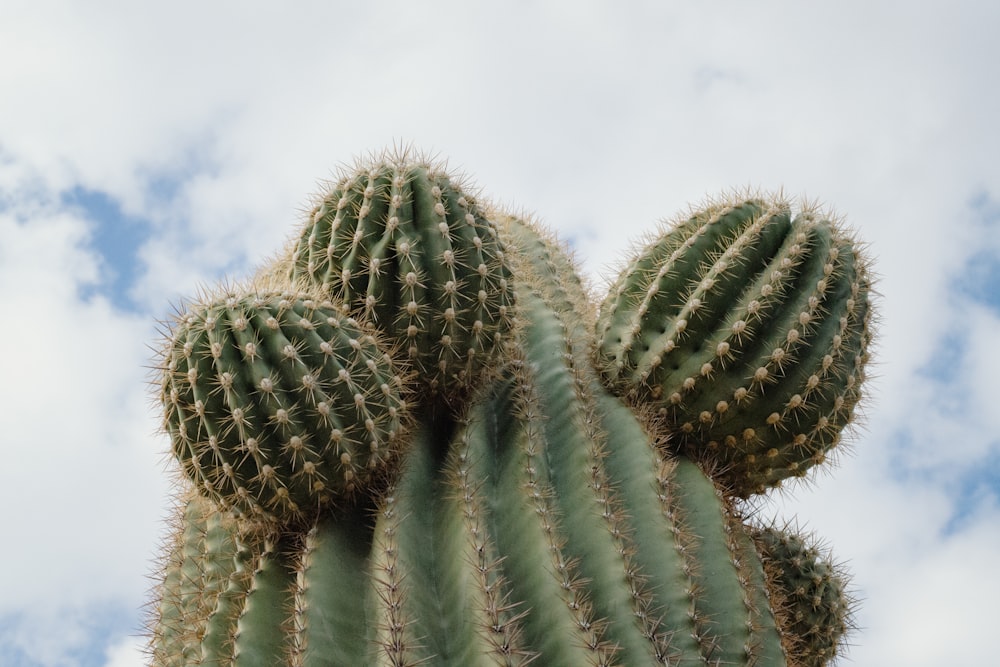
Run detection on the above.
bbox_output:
[149,150,867,666]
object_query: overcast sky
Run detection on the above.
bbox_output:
[1,2,998,665]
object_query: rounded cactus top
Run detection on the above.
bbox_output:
[596,191,874,496]
[286,149,517,403]
[159,284,409,525]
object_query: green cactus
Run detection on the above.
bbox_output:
[596,192,873,497]
[286,149,516,401]
[753,526,854,667]
[160,285,409,524]
[149,153,866,666]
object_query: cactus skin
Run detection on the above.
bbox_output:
[151,489,241,666]
[754,526,854,667]
[596,193,873,497]
[287,150,516,401]
[160,286,409,524]
[150,155,867,666]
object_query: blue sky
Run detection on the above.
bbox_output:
[1,1,998,665]
[63,186,151,309]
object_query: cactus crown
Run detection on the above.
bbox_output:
[286,149,516,403]
[159,282,410,525]
[596,191,874,496]
[149,151,871,666]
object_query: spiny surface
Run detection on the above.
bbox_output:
[755,526,854,666]
[288,150,516,400]
[160,287,408,524]
[596,193,874,496]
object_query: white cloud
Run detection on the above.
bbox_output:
[860,503,1000,664]
[0,198,168,603]
[0,178,171,664]
[0,1,997,665]
[103,636,145,667]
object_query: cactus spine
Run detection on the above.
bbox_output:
[149,150,864,666]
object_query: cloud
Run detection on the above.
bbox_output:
[103,636,145,667]
[861,501,1000,664]
[0,170,170,663]
[0,603,138,667]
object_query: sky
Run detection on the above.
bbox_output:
[0,1,997,664]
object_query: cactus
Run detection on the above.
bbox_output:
[753,526,854,667]
[595,193,873,497]
[160,285,409,524]
[285,150,516,401]
[149,152,865,666]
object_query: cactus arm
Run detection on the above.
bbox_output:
[199,533,255,665]
[502,219,661,664]
[595,195,873,496]
[733,527,787,665]
[594,390,708,662]
[290,156,515,399]
[666,458,782,662]
[753,526,854,666]
[196,508,243,664]
[448,409,534,666]
[229,536,296,666]
[151,494,207,666]
[161,289,410,524]
[150,492,245,666]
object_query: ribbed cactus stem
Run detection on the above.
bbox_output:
[291,507,378,665]
[151,490,242,667]
[370,416,531,666]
